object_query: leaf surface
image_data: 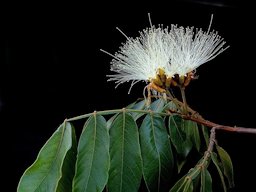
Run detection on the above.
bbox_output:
[17,122,75,192]
[140,114,174,191]
[72,115,109,192]
[108,112,142,192]
[216,146,235,188]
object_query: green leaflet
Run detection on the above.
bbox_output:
[200,168,212,192]
[216,146,235,188]
[183,179,193,192]
[201,125,210,147]
[168,115,202,173]
[57,124,77,192]
[169,168,200,192]
[128,99,147,120]
[186,120,201,152]
[168,115,193,158]
[169,175,187,192]
[108,112,142,192]
[107,114,118,130]
[211,152,227,192]
[17,122,76,192]
[107,99,146,129]
[149,98,166,112]
[140,114,174,192]
[72,115,109,192]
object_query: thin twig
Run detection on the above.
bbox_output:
[197,127,216,168]
[182,114,256,135]
[179,86,188,115]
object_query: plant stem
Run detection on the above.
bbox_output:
[203,127,216,162]
[180,86,188,115]
[165,90,185,113]
[182,115,256,135]
[66,108,170,122]
[195,128,216,169]
[66,95,256,135]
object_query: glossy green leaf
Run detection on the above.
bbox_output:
[168,115,192,158]
[107,100,147,129]
[17,122,75,192]
[108,112,142,192]
[192,169,201,191]
[170,167,201,192]
[72,115,109,192]
[140,114,174,192]
[57,124,77,192]
[200,168,212,192]
[128,99,146,120]
[186,120,201,152]
[183,179,193,192]
[211,152,227,192]
[177,159,187,174]
[107,113,118,130]
[169,175,187,192]
[202,125,210,147]
[107,102,139,130]
[216,146,235,188]
[150,98,166,112]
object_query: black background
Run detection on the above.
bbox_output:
[1,0,256,191]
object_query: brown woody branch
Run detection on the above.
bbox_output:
[183,115,256,134]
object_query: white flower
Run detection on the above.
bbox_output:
[101,15,229,93]
[168,23,229,76]
[101,26,173,93]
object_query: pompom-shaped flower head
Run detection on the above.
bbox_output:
[101,14,229,94]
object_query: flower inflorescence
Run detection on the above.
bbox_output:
[101,14,229,94]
